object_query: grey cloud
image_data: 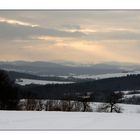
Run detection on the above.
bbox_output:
[1,21,140,43]
[83,31,140,41]
[0,22,85,41]
[62,24,81,29]
[1,11,140,42]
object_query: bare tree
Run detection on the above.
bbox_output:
[36,100,43,111]
[25,99,37,110]
[80,95,92,112]
[97,91,123,113]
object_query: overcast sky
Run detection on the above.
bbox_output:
[0,10,140,64]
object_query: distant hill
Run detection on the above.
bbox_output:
[20,74,140,101]
[0,61,129,76]
[6,70,84,82]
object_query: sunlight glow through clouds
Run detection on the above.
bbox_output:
[30,36,138,64]
[0,17,39,27]
[0,11,140,64]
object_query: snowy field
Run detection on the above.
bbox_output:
[16,78,74,85]
[60,71,140,80]
[0,111,140,130]
[115,90,140,99]
[124,94,140,98]
[1,104,140,130]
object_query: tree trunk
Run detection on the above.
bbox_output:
[110,103,113,112]
[83,102,86,112]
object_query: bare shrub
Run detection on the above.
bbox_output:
[97,103,123,113]
[25,99,37,110]
[45,100,55,111]
[71,101,82,112]
[96,91,123,113]
[36,100,43,111]
[19,99,93,112]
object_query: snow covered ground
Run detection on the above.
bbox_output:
[115,90,139,94]
[124,94,140,98]
[1,103,140,130]
[0,111,140,130]
[16,78,74,85]
[60,71,140,80]
[115,90,140,98]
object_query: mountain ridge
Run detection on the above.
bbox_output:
[0,61,140,76]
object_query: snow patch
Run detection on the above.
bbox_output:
[16,78,74,85]
[59,71,140,80]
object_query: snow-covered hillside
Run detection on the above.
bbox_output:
[124,94,140,98]
[16,78,74,85]
[60,71,140,80]
[1,104,140,130]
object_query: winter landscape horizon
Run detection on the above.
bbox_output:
[1,10,140,130]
